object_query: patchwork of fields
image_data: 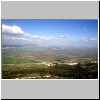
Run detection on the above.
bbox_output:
[2,46,98,79]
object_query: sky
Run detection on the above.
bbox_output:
[2,20,98,48]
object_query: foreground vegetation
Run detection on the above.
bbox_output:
[2,62,98,79]
[49,63,98,79]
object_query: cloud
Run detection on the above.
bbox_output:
[2,24,24,34]
[90,38,97,41]
[2,24,24,38]
[81,37,97,42]
[2,24,41,41]
[81,37,88,42]
[2,24,97,47]
[2,24,68,45]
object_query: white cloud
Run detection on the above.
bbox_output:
[2,24,24,34]
[81,37,97,42]
[2,24,68,44]
[2,24,24,38]
[90,38,97,41]
[81,37,88,42]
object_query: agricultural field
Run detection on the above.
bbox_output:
[2,45,98,79]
